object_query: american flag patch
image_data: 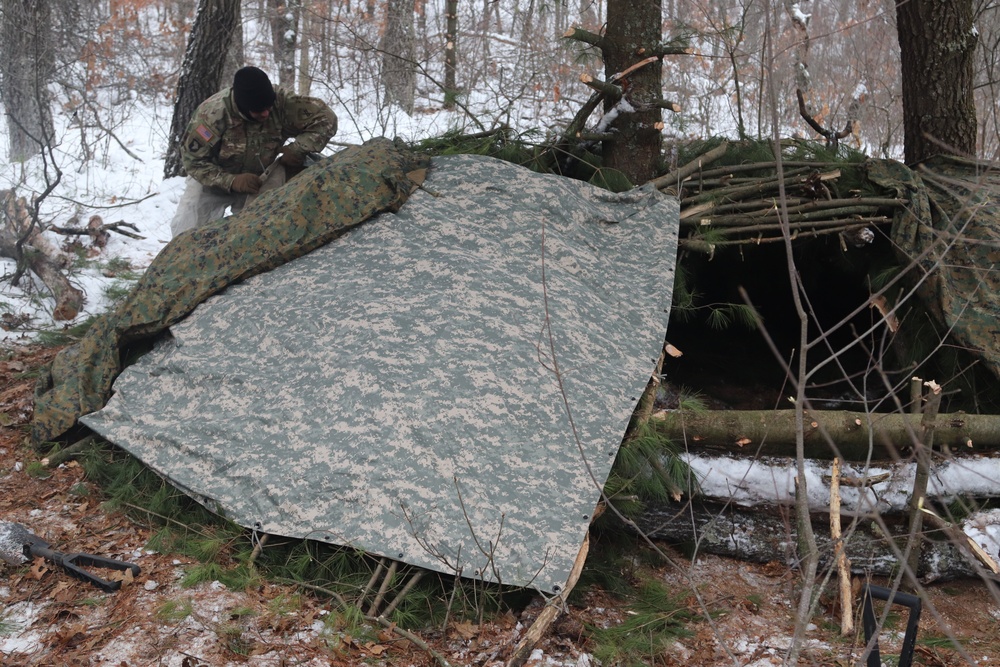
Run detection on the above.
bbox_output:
[195,124,213,142]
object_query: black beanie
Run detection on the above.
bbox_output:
[233,66,276,115]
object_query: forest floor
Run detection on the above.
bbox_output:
[2,343,999,666]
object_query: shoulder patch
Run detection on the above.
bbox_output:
[196,124,214,142]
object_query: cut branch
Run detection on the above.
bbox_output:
[649,42,694,58]
[653,100,681,112]
[1,190,84,320]
[797,88,854,148]
[50,219,145,241]
[649,141,729,191]
[580,73,623,99]
[563,26,603,49]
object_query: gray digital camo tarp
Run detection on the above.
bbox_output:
[82,154,680,593]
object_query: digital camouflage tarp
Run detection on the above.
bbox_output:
[33,138,428,444]
[77,152,680,593]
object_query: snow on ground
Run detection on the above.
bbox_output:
[0,79,572,346]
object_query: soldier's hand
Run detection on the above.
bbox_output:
[278,150,305,168]
[231,173,262,194]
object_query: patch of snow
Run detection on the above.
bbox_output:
[685,453,1000,512]
[0,601,44,656]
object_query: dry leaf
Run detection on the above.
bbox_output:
[364,642,387,656]
[452,621,479,640]
[869,295,899,333]
[30,557,50,580]
[664,343,683,358]
[735,437,751,447]
[51,580,75,602]
[107,567,135,587]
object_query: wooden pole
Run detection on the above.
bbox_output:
[829,457,854,635]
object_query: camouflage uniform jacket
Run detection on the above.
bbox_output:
[180,87,338,192]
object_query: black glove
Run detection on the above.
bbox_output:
[231,173,262,194]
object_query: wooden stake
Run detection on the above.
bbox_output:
[367,560,398,616]
[829,457,854,635]
[505,533,590,667]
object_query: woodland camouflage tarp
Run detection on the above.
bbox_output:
[71,150,679,593]
[869,156,1000,378]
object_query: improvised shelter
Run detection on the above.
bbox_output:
[34,138,680,593]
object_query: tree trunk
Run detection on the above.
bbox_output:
[297,7,312,96]
[222,0,244,86]
[601,0,663,185]
[163,0,241,179]
[381,0,417,114]
[443,0,458,109]
[1,0,55,161]
[268,0,299,88]
[896,0,977,164]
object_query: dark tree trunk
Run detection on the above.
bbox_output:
[163,0,241,179]
[1,0,55,161]
[896,0,977,164]
[381,0,417,115]
[601,0,663,185]
[443,0,458,109]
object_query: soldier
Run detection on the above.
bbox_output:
[169,66,338,237]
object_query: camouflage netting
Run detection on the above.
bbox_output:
[868,156,1000,377]
[76,153,679,593]
[33,138,428,444]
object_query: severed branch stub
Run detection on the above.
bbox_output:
[580,73,623,100]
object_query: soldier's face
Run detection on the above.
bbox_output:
[249,108,271,122]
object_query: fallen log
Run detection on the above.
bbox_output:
[0,190,84,321]
[634,499,982,581]
[651,408,1000,460]
[680,451,1000,514]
